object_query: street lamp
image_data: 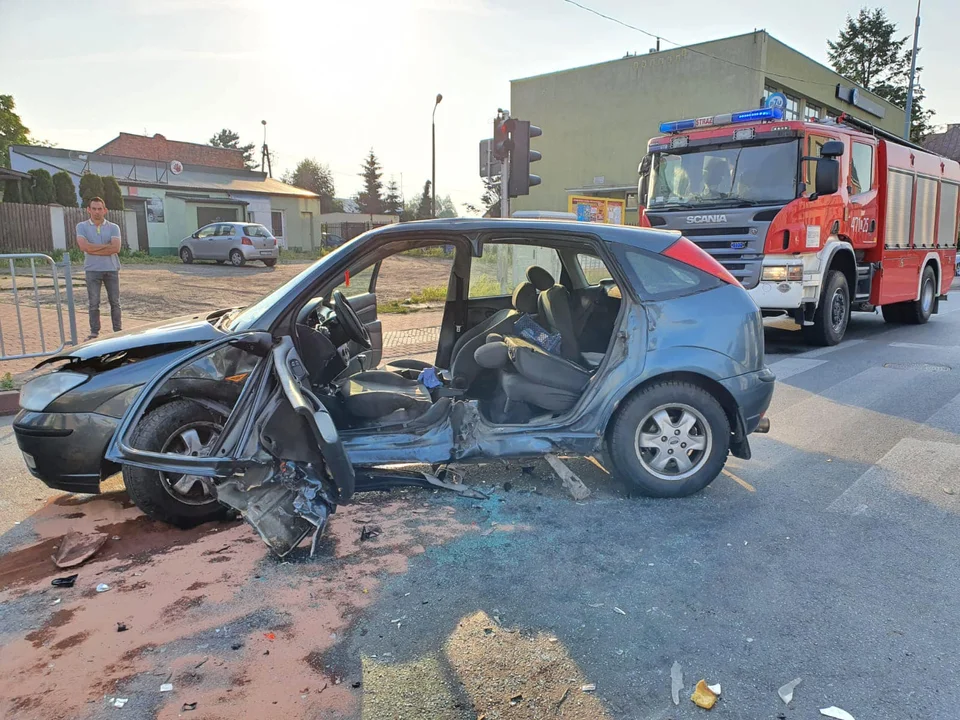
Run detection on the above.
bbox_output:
[432,93,443,218]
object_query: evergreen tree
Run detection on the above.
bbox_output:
[382,179,402,216]
[437,194,458,218]
[28,169,55,204]
[415,180,433,220]
[102,176,124,211]
[2,179,21,203]
[78,173,105,207]
[0,94,31,169]
[53,171,78,206]
[209,128,257,169]
[356,150,384,214]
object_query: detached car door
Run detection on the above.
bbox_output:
[105,332,355,501]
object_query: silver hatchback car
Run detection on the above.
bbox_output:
[178,222,279,267]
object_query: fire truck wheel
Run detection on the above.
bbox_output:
[905,265,936,325]
[803,270,849,346]
[881,303,907,324]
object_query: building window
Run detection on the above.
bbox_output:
[762,85,778,106]
[784,94,800,121]
[850,142,875,196]
[825,109,839,121]
[804,103,822,121]
[271,210,284,237]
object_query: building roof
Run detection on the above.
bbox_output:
[923,124,960,162]
[95,133,246,170]
[0,167,32,181]
[10,145,318,198]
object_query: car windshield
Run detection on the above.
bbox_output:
[648,139,800,208]
[222,236,363,331]
[243,224,273,238]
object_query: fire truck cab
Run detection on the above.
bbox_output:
[639,108,960,345]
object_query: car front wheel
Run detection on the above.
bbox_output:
[121,399,229,527]
[606,381,730,498]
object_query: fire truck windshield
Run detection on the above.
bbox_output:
[647,139,799,209]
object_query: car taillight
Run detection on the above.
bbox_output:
[242,236,253,246]
[663,237,740,286]
[272,238,277,246]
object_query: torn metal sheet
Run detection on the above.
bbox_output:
[51,531,108,569]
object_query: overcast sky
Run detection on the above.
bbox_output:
[2,0,954,212]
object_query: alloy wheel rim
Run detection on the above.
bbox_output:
[158,421,221,505]
[634,403,712,481]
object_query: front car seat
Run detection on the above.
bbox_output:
[526,266,581,362]
[339,370,432,421]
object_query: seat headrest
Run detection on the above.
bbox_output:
[526,265,555,291]
[512,282,538,315]
[474,341,509,369]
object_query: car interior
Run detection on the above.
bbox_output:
[290,236,624,431]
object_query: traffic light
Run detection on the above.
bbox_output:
[493,116,512,160]
[507,119,542,198]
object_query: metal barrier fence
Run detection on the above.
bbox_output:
[0,253,77,361]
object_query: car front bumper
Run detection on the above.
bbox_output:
[13,409,119,493]
[241,246,279,260]
[722,366,776,434]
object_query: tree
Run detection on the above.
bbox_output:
[282,159,343,213]
[0,95,31,169]
[382,178,402,216]
[27,169,54,204]
[355,150,384,215]
[437,194,458,218]
[415,180,433,220]
[827,8,934,142]
[464,176,501,217]
[53,171,78,207]
[102,176,124,211]
[209,128,257,169]
[78,173,105,207]
[2,179,21,203]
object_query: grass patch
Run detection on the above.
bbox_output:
[0,372,13,391]
[377,285,448,314]
[467,274,503,298]
[401,247,454,259]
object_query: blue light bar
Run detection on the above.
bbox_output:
[658,107,784,134]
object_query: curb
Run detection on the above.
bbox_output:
[0,390,20,417]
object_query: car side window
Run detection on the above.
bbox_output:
[850,142,874,196]
[217,224,235,236]
[196,225,217,239]
[470,242,562,297]
[620,248,712,300]
[576,253,613,286]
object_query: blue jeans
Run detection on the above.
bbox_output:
[86,270,121,335]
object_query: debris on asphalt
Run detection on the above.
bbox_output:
[691,679,718,709]
[110,698,128,708]
[581,683,596,692]
[588,603,604,608]
[557,687,571,710]
[778,677,802,704]
[671,662,684,705]
[351,681,361,688]
[160,683,173,692]
[52,598,61,605]
[195,657,208,669]
[820,707,855,720]
[182,702,197,711]
[613,607,627,615]
[503,481,513,492]
[231,642,243,650]
[708,683,721,695]
[51,531,108,569]
[509,693,523,705]
[544,453,591,500]
[943,487,955,495]
[264,632,276,641]
[116,622,128,632]
[360,525,382,541]
[51,574,78,588]
[96,583,110,593]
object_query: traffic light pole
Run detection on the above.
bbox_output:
[500,154,510,219]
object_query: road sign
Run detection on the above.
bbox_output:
[479,138,502,178]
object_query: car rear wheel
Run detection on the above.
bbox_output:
[179,247,193,264]
[263,258,277,267]
[905,265,936,325]
[229,249,245,267]
[803,269,848,346]
[606,381,730,498]
[121,399,230,527]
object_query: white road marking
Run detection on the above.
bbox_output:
[796,339,867,358]
[767,357,827,381]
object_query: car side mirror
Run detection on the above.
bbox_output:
[192,232,199,239]
[813,158,841,199]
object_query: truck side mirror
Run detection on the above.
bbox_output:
[814,158,841,198]
[820,140,845,158]
[638,154,652,204]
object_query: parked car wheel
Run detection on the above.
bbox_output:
[803,269,848,346]
[229,249,245,267]
[179,247,193,264]
[905,265,936,325]
[263,259,277,267]
[606,381,730,498]
[121,399,229,527]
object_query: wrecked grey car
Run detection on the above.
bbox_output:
[104,218,774,556]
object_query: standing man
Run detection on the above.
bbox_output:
[76,197,122,340]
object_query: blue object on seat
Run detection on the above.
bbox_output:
[514,314,562,355]
[417,366,443,389]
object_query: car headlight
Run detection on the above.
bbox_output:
[762,265,803,282]
[19,371,89,412]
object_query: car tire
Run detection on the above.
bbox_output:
[881,302,906,324]
[905,265,936,325]
[803,269,849,346]
[606,381,730,498]
[263,259,277,267]
[180,247,193,264]
[229,249,245,267]
[121,399,230,528]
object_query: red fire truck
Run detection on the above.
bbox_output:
[638,108,960,345]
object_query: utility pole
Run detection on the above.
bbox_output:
[903,0,921,141]
[260,119,273,178]
[498,110,511,219]
[432,94,443,218]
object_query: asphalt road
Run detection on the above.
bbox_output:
[3,295,960,718]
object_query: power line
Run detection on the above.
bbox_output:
[560,0,859,90]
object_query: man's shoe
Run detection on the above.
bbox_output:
[86,333,99,341]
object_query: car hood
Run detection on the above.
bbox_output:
[35,311,227,367]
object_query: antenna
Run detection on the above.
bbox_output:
[260,120,273,177]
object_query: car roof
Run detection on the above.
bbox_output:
[363,217,681,252]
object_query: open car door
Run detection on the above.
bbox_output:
[105,332,355,557]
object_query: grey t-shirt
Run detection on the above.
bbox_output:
[77,219,122,271]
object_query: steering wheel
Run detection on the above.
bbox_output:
[333,291,371,349]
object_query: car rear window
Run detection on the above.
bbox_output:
[620,248,720,301]
[244,225,273,238]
